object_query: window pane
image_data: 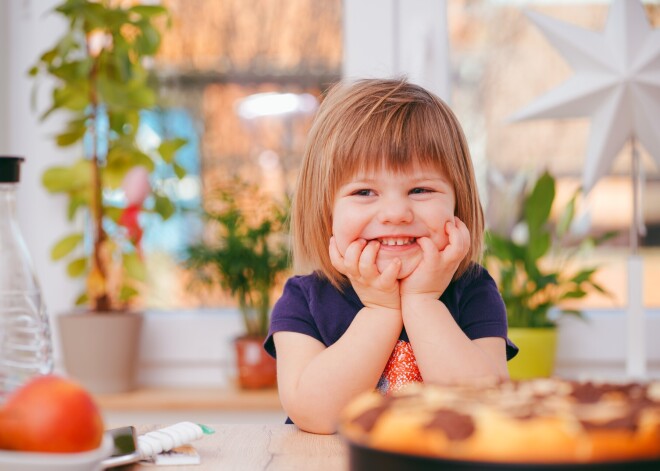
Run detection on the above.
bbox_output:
[143,0,342,309]
[448,0,660,307]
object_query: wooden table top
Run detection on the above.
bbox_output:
[130,424,348,470]
[95,386,282,411]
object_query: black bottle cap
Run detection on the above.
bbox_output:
[0,156,25,183]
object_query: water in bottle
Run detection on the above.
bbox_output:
[0,156,53,402]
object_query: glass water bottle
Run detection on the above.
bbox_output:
[0,156,53,402]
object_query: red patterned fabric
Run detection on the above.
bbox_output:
[376,340,423,395]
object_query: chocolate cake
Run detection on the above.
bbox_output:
[340,378,660,468]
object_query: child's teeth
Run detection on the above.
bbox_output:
[379,237,415,246]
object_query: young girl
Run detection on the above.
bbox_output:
[264,78,518,434]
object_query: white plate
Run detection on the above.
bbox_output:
[0,432,113,471]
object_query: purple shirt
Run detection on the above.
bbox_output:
[264,264,518,360]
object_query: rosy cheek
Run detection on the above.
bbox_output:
[333,234,350,256]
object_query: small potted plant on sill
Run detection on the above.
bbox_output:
[185,180,290,389]
[30,0,187,393]
[484,170,615,379]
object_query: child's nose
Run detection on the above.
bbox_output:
[377,198,413,224]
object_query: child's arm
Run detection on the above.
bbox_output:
[401,218,509,383]
[273,238,403,434]
[274,306,401,434]
[402,297,509,383]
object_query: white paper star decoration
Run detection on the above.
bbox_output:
[510,0,660,193]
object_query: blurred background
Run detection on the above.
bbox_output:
[1,0,659,423]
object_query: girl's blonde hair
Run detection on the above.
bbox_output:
[292,78,484,289]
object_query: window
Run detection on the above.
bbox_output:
[143,0,342,309]
[448,0,660,307]
[144,0,659,310]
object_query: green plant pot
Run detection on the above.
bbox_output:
[507,327,558,380]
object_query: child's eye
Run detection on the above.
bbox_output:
[352,189,374,197]
[410,187,433,195]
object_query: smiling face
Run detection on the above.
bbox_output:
[332,163,456,279]
[292,79,483,289]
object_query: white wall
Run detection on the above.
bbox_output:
[343,0,451,102]
[1,1,9,150]
[132,307,660,386]
[134,308,660,386]
[555,310,660,380]
[4,0,83,365]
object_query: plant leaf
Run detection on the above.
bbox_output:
[135,22,161,55]
[561,289,588,300]
[51,233,84,260]
[75,292,89,306]
[55,126,86,147]
[52,83,89,112]
[124,252,147,282]
[154,194,175,220]
[42,159,91,193]
[67,257,88,277]
[67,192,89,220]
[526,232,551,262]
[173,162,186,179]
[119,285,139,302]
[571,268,597,284]
[104,206,123,223]
[129,5,168,17]
[556,191,577,238]
[158,138,187,164]
[524,171,554,236]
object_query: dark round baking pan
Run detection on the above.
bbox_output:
[347,441,660,471]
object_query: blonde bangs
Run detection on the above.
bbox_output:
[331,108,452,188]
[326,82,459,189]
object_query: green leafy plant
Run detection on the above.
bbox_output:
[186,182,291,338]
[485,171,615,328]
[30,0,187,311]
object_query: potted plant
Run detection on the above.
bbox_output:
[29,0,187,393]
[186,180,290,389]
[484,171,615,379]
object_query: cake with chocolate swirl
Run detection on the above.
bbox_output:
[340,378,660,466]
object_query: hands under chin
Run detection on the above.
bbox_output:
[329,237,402,311]
[375,251,422,280]
[329,218,470,310]
[400,218,471,301]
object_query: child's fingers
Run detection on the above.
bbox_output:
[459,223,471,256]
[417,236,439,257]
[342,238,367,277]
[451,217,470,255]
[444,218,470,260]
[379,257,402,285]
[417,236,442,266]
[455,217,470,242]
[328,237,347,274]
[358,240,380,278]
